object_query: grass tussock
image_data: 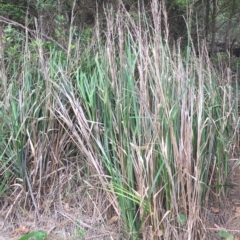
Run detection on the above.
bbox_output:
[0,1,239,239]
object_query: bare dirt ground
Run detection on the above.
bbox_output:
[0,212,121,240]
[0,181,122,240]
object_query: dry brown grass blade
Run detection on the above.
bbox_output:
[53,89,119,215]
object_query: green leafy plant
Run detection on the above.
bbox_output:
[219,230,234,240]
[72,227,85,239]
[3,25,24,64]
[18,230,47,240]
[0,3,25,22]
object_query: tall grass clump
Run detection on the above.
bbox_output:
[0,51,48,217]
[0,1,238,239]
[53,2,238,240]
[0,29,82,220]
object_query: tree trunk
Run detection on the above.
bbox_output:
[204,0,210,38]
[211,0,217,56]
[224,0,236,51]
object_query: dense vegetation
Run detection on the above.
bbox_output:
[0,0,239,239]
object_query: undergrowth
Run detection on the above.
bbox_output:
[0,1,239,239]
